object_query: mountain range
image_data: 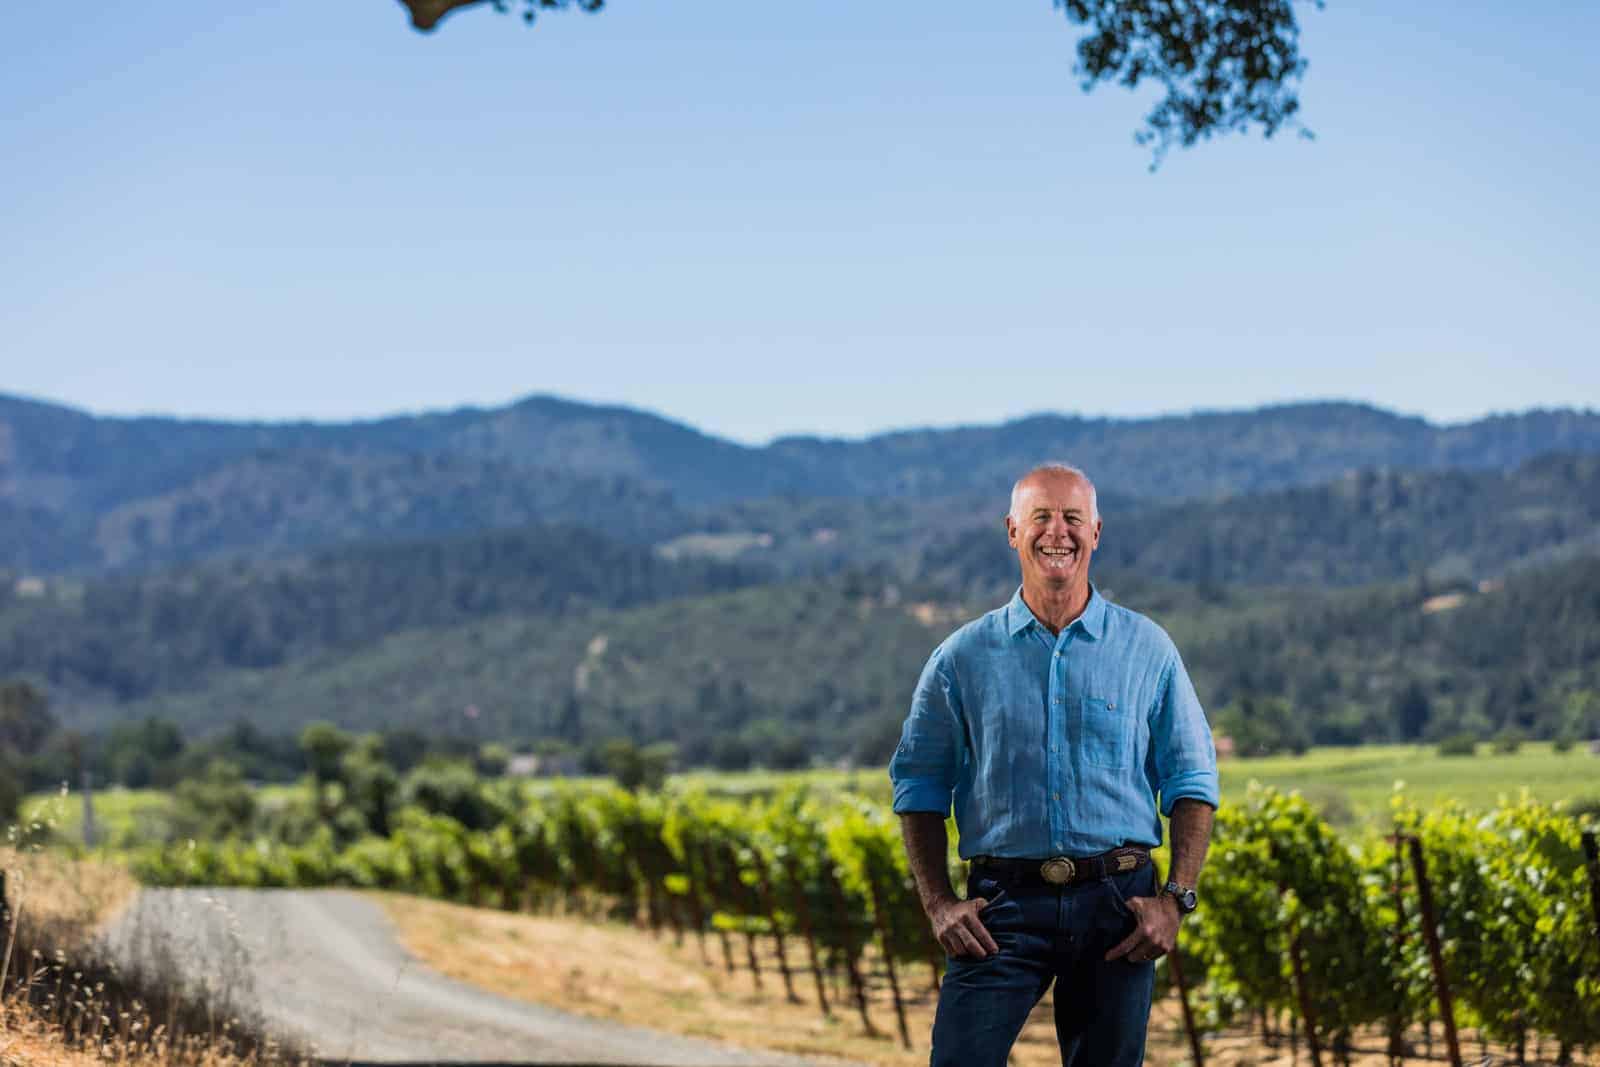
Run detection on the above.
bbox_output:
[5,391,1599,575]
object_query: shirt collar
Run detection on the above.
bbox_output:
[1006,584,1106,640]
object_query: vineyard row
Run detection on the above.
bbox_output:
[129,784,1600,1065]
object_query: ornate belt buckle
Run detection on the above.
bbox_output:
[1040,856,1075,885]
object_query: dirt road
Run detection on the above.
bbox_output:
[99,888,847,1066]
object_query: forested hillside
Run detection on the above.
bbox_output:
[6,444,1600,749]
[0,523,757,706]
[766,403,1600,498]
[1175,556,1600,745]
[3,448,691,574]
[925,452,1600,590]
[6,391,1600,575]
[52,556,1600,766]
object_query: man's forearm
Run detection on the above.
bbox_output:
[1167,798,1214,888]
[899,812,958,915]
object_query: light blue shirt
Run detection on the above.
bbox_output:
[889,585,1219,859]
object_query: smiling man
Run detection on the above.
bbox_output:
[889,463,1218,1067]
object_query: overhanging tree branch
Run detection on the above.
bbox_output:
[397,0,1316,163]
[399,0,601,31]
[1057,0,1318,164]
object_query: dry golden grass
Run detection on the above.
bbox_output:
[0,846,136,941]
[0,1008,107,1067]
[0,848,292,1067]
[374,891,943,1065]
[0,996,283,1067]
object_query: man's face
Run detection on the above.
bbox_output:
[1005,472,1102,591]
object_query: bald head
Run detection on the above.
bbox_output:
[1009,463,1099,524]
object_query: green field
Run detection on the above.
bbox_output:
[23,742,1598,848]
[18,785,171,846]
[18,783,302,848]
[1214,742,1600,827]
[684,742,1600,826]
[673,743,1600,833]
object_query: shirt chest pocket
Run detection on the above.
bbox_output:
[1077,696,1134,769]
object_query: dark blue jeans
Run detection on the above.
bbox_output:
[929,863,1157,1067]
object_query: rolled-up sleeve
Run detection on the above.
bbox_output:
[1149,649,1219,816]
[889,646,964,815]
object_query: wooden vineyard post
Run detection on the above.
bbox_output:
[1582,830,1600,956]
[783,856,831,1016]
[754,865,800,1003]
[669,884,688,946]
[0,869,14,996]
[1270,842,1323,1067]
[864,866,912,1049]
[699,843,738,976]
[1167,945,1205,1067]
[657,875,685,943]
[1283,909,1320,1067]
[1389,829,1408,1066]
[642,873,661,933]
[723,853,765,991]
[1405,835,1463,1067]
[681,847,711,964]
[824,866,877,1035]
[584,834,605,918]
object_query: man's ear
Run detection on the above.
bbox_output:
[1004,514,1018,547]
[1091,518,1103,548]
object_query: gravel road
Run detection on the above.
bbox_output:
[100,888,849,1067]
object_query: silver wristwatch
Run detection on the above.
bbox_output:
[1162,880,1198,914]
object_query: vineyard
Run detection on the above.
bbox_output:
[131,784,1600,1066]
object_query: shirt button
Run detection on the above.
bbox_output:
[1052,792,1060,800]
[1108,702,1116,709]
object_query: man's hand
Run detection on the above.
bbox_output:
[899,813,1002,959]
[927,894,1000,959]
[1104,892,1180,964]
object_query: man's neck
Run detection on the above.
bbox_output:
[1021,580,1092,636]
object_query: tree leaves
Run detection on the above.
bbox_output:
[1055,0,1316,163]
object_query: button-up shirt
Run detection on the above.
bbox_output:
[889,585,1219,859]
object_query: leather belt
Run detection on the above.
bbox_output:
[971,846,1151,887]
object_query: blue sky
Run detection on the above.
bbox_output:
[3,1,1597,443]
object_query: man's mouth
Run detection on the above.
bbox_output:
[1038,546,1077,567]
